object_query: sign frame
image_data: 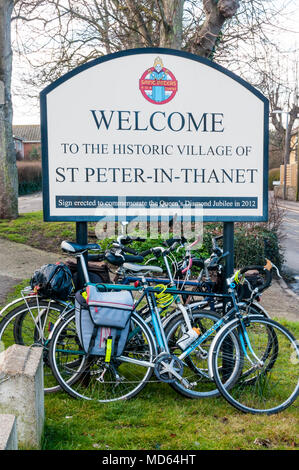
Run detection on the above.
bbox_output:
[40,47,269,223]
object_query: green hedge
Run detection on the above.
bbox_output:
[17,161,42,195]
[106,222,284,271]
[202,224,283,269]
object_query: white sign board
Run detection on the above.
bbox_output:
[41,48,268,222]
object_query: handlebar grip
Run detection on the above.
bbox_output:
[122,245,140,255]
[122,236,146,244]
[87,253,105,262]
[163,241,179,256]
[123,254,144,263]
[139,248,153,257]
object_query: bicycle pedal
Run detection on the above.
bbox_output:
[195,350,208,360]
[181,378,197,389]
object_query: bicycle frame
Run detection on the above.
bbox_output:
[92,282,260,383]
[82,282,236,376]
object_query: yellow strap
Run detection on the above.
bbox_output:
[81,291,88,300]
[233,270,245,285]
[105,337,113,363]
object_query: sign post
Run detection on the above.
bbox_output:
[76,221,88,287]
[223,221,234,277]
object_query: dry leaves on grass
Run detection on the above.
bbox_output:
[254,438,272,448]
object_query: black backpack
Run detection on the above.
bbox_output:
[30,263,74,300]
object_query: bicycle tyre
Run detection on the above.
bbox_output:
[210,315,299,414]
[48,310,157,402]
[0,299,68,393]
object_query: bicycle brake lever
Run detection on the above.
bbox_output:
[271,262,282,279]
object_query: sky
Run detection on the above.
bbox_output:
[11,0,299,126]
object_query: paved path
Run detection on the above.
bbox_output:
[18,192,42,214]
[261,279,299,322]
[277,197,299,276]
[0,238,60,306]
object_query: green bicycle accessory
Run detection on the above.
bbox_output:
[105,337,113,363]
[233,270,245,285]
[154,284,174,308]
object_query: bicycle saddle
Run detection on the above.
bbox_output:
[61,240,101,254]
[123,263,163,273]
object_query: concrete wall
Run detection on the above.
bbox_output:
[0,344,44,449]
[0,414,18,450]
[274,184,297,201]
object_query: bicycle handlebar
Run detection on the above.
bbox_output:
[121,245,141,255]
[236,259,273,294]
[117,235,146,245]
[87,253,106,262]
[138,241,179,259]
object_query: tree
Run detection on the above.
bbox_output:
[12,0,262,89]
[234,40,299,170]
[12,1,293,97]
[0,0,18,219]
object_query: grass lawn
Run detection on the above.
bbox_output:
[42,378,299,451]
[0,211,77,253]
[42,317,299,451]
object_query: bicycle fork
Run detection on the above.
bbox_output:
[238,317,264,368]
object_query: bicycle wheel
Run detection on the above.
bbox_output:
[165,309,243,398]
[0,299,68,393]
[210,315,299,414]
[49,311,157,402]
[212,300,270,318]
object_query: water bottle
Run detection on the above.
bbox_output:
[177,327,201,351]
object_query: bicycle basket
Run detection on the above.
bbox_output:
[237,272,264,300]
[30,263,74,300]
[75,285,134,357]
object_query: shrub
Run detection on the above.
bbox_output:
[28,147,41,161]
[268,167,280,190]
[97,220,284,272]
[17,160,42,195]
[15,151,23,161]
[200,223,282,270]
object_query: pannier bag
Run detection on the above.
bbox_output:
[30,263,74,300]
[75,284,134,358]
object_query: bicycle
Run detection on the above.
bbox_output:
[47,256,299,413]
[207,267,299,414]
